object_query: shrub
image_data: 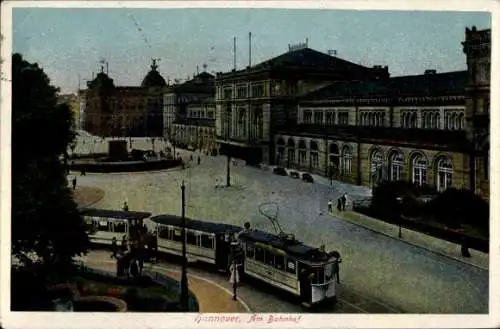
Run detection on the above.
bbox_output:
[426,188,489,233]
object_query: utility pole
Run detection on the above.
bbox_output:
[180,180,189,310]
[226,37,237,187]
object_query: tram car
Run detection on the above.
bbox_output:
[149,214,242,267]
[81,208,152,245]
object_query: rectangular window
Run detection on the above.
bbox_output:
[326,112,334,125]
[265,250,274,266]
[251,84,264,98]
[200,235,214,249]
[338,112,349,125]
[186,231,197,245]
[255,246,265,263]
[173,228,183,242]
[274,254,285,271]
[303,111,312,124]
[246,243,255,258]
[314,111,323,124]
[223,88,232,100]
[237,86,247,99]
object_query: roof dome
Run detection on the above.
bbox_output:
[87,70,115,94]
[141,59,166,88]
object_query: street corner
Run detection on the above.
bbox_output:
[73,185,105,208]
[157,269,251,313]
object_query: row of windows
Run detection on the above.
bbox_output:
[221,84,266,100]
[246,243,297,275]
[158,225,215,249]
[360,111,386,127]
[371,151,454,192]
[401,110,465,130]
[188,111,214,119]
[90,219,127,233]
[302,110,350,125]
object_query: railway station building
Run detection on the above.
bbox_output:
[216,27,490,197]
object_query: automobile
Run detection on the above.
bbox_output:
[289,171,300,178]
[273,167,288,176]
[302,173,314,183]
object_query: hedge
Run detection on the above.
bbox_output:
[69,158,182,173]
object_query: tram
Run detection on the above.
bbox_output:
[81,208,339,307]
[81,208,152,245]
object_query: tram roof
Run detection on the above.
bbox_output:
[80,208,152,220]
[239,229,320,259]
[150,214,242,234]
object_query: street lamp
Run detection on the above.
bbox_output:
[180,180,189,311]
[396,197,403,238]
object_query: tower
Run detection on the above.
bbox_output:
[462,26,491,197]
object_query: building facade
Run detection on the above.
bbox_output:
[82,60,166,137]
[215,42,389,165]
[163,72,217,153]
[217,28,490,196]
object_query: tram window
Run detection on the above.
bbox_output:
[186,231,197,245]
[255,247,265,263]
[286,259,296,274]
[264,250,274,266]
[173,229,183,242]
[245,243,255,258]
[98,219,110,232]
[200,235,214,249]
[114,222,126,233]
[274,255,284,270]
[158,226,168,239]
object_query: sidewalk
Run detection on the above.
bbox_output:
[72,185,105,208]
[80,250,250,313]
[330,209,489,270]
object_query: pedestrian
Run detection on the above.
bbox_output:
[72,176,77,190]
[229,261,241,301]
[121,234,128,252]
[341,193,347,211]
[327,200,333,213]
[197,155,201,165]
[332,251,342,284]
[190,154,193,162]
[111,237,118,259]
[337,198,342,212]
[123,201,129,212]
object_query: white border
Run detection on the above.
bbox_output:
[1,1,499,328]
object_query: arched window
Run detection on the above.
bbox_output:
[456,113,463,130]
[328,143,340,178]
[389,151,404,181]
[310,140,319,169]
[451,113,458,130]
[342,145,352,174]
[287,138,296,167]
[411,112,417,128]
[436,157,453,192]
[380,112,386,127]
[434,113,440,129]
[412,153,428,186]
[422,113,428,129]
[369,112,375,126]
[276,138,285,166]
[298,139,307,167]
[371,149,384,187]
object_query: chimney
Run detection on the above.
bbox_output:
[424,69,437,75]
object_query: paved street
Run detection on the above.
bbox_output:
[72,135,488,314]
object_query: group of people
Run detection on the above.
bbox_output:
[327,193,348,213]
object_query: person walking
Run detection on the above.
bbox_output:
[111,237,118,259]
[337,198,342,212]
[229,260,241,301]
[197,155,201,165]
[121,234,128,252]
[332,251,342,284]
[327,200,333,213]
[72,176,77,190]
[341,193,347,211]
[122,201,129,212]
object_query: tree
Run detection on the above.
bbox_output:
[11,53,90,271]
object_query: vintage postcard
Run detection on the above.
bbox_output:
[1,0,498,328]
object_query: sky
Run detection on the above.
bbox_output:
[12,7,491,94]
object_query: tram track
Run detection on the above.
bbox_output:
[84,249,403,314]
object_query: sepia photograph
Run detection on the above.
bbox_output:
[1,1,498,328]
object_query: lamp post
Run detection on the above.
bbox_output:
[396,197,403,238]
[180,180,189,311]
[226,103,232,187]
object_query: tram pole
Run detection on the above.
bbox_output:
[180,180,189,311]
